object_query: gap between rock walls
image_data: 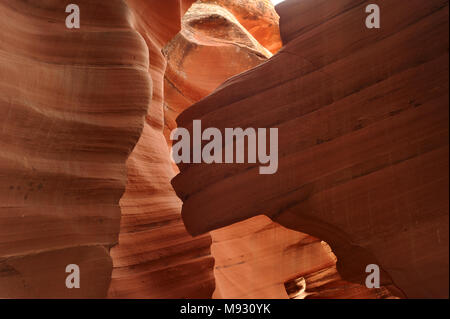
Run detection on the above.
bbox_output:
[114,0,400,299]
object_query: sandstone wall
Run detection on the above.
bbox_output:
[0,0,149,298]
[108,0,215,299]
[165,0,392,299]
[173,0,449,298]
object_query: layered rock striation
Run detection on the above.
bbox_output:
[195,0,282,54]
[0,0,216,299]
[0,0,149,298]
[163,1,272,144]
[165,0,392,299]
[173,0,449,298]
[1,0,447,299]
[211,215,393,299]
[108,0,215,299]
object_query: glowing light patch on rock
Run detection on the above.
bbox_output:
[271,0,286,5]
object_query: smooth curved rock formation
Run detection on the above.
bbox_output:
[164,3,325,299]
[285,264,394,299]
[212,215,393,299]
[0,0,216,299]
[163,2,271,144]
[196,0,282,53]
[164,0,392,299]
[1,0,447,299]
[0,0,149,298]
[173,0,449,298]
[108,0,215,299]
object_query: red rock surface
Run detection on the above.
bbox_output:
[0,0,149,297]
[164,1,390,299]
[212,215,393,298]
[196,0,283,53]
[163,1,271,144]
[0,0,215,299]
[1,0,447,300]
[173,0,449,298]
[285,265,394,299]
[107,0,215,298]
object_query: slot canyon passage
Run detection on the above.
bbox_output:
[0,0,448,299]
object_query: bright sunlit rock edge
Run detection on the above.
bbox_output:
[271,0,286,5]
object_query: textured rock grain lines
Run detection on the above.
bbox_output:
[0,0,151,298]
[174,0,449,298]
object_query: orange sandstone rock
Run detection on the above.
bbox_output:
[285,265,395,299]
[1,0,447,300]
[163,2,271,144]
[198,0,283,53]
[163,0,394,300]
[173,0,449,298]
[211,215,335,298]
[0,0,149,298]
[0,0,215,299]
[108,0,215,299]
[164,1,387,299]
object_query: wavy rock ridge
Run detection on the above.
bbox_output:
[0,0,447,299]
[163,1,272,145]
[174,0,449,298]
[164,0,393,299]
[108,0,216,299]
[0,0,149,298]
[0,0,215,299]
